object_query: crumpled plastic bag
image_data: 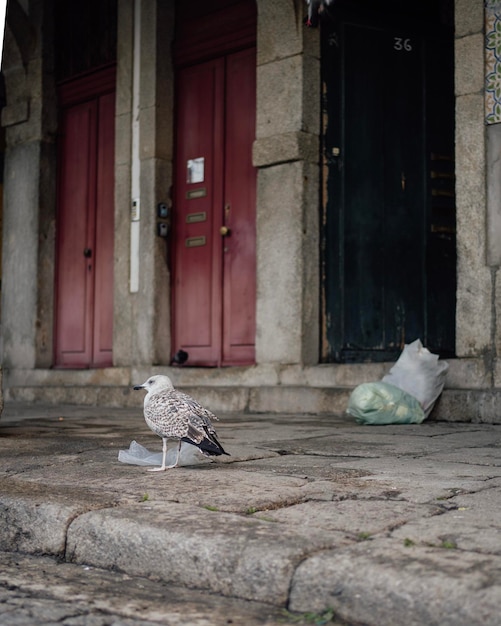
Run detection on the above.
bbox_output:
[118,440,207,467]
[347,381,425,425]
[347,339,449,425]
[381,338,449,418]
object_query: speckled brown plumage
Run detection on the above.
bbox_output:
[133,374,229,471]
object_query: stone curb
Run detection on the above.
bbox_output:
[0,492,343,606]
[65,502,344,606]
[0,495,81,555]
[290,539,501,626]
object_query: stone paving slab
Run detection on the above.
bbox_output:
[329,455,501,503]
[391,487,501,555]
[261,499,443,538]
[261,423,501,458]
[3,453,317,514]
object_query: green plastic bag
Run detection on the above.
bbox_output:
[347,381,425,425]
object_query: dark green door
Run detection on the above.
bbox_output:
[321,2,455,362]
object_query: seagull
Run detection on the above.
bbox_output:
[133,374,229,471]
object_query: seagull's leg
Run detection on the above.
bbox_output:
[166,440,182,469]
[148,437,168,472]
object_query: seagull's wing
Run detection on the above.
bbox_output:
[172,390,220,425]
[170,390,228,456]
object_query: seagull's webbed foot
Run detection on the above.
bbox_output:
[147,463,178,472]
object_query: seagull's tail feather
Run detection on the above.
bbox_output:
[181,434,230,457]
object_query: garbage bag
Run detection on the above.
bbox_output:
[118,440,207,466]
[382,338,448,418]
[347,381,426,425]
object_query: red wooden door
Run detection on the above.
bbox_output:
[172,48,256,366]
[54,68,115,368]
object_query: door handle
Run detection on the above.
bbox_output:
[219,226,231,237]
[83,248,92,258]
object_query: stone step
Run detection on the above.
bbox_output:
[4,362,499,421]
[7,380,493,422]
[3,364,385,414]
[5,382,352,415]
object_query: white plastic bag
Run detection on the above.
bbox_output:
[118,440,207,467]
[382,339,448,418]
[347,381,425,425]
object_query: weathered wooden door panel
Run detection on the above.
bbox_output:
[322,5,455,362]
[172,50,256,366]
[222,47,257,365]
[173,59,224,365]
[55,68,115,368]
[55,101,97,366]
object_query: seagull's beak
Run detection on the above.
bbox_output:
[133,384,144,390]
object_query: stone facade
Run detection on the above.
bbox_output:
[2,0,501,422]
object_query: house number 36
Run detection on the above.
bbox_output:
[394,37,412,52]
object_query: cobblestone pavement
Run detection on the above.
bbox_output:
[2,402,501,626]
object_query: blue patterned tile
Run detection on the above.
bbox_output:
[485,8,501,123]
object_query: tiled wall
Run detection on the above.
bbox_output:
[485,0,501,123]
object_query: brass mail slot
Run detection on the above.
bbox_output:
[431,171,455,180]
[432,189,455,198]
[431,224,456,234]
[431,153,453,162]
[185,235,206,248]
[186,187,207,200]
[186,211,207,224]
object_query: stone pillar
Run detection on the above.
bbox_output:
[113,0,135,367]
[455,0,491,356]
[113,0,174,367]
[1,0,56,370]
[254,0,320,365]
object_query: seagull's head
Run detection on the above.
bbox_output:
[133,374,174,396]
